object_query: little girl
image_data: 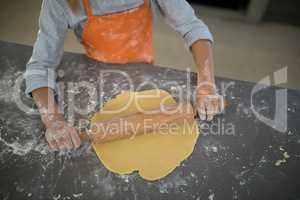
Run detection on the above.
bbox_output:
[25,0,223,150]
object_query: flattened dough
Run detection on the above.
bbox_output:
[91,89,199,181]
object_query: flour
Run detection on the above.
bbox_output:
[72,193,83,198]
[0,65,51,158]
[275,151,290,166]
[0,137,35,156]
[119,174,130,183]
[234,169,250,187]
[52,194,61,200]
[236,103,252,118]
[204,145,218,153]
[0,120,50,157]
[0,68,22,103]
[92,168,116,197]
[158,174,188,194]
[96,175,116,197]
[208,192,215,200]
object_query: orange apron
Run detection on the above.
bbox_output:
[82,0,154,64]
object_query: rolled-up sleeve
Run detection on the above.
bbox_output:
[154,0,213,48]
[24,0,68,97]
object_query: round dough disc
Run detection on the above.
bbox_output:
[91,89,199,181]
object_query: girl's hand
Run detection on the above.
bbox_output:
[31,87,81,150]
[196,87,224,121]
[44,114,81,150]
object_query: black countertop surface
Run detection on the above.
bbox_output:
[0,41,299,200]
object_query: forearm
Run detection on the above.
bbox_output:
[191,40,216,94]
[32,87,63,127]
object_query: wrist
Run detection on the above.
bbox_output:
[197,80,217,95]
[42,113,65,128]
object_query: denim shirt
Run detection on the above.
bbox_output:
[24,0,213,96]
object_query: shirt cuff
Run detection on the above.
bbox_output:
[183,25,214,50]
[25,74,56,98]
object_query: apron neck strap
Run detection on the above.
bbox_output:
[83,0,93,17]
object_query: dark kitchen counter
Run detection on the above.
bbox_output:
[0,41,299,200]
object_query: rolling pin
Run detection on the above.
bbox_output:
[79,103,195,144]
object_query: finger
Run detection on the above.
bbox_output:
[198,102,206,121]
[56,136,69,150]
[206,102,215,121]
[46,134,58,150]
[211,98,220,115]
[206,96,220,121]
[63,127,74,150]
[214,103,220,115]
[218,96,225,113]
[64,134,74,150]
[45,130,57,150]
[69,128,81,149]
[49,139,58,150]
[55,128,73,150]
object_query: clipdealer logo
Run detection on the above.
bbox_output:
[250,67,288,133]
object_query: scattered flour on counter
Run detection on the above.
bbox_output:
[92,169,116,198]
[15,185,25,193]
[236,103,252,118]
[239,179,246,186]
[53,194,61,200]
[208,193,215,200]
[287,131,293,135]
[0,137,35,156]
[275,160,286,166]
[204,145,218,153]
[232,189,238,200]
[98,178,116,198]
[190,172,196,178]
[119,174,130,183]
[72,193,83,198]
[34,142,50,155]
[0,67,22,103]
[279,146,285,151]
[158,174,188,194]
[275,152,290,166]
[0,134,51,157]
[234,169,250,186]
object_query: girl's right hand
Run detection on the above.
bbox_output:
[44,115,81,150]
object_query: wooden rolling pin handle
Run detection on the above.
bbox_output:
[79,100,229,143]
[79,103,194,144]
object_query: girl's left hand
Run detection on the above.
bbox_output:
[196,87,224,121]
